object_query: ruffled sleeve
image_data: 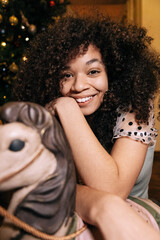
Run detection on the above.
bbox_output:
[113,106,158,146]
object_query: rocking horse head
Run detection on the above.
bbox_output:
[0,101,77,239]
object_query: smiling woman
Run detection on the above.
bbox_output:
[60,45,108,115]
[12,15,160,239]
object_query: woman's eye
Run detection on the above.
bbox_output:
[64,73,73,79]
[9,139,25,152]
[88,70,100,75]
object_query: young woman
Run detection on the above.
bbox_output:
[13,15,160,239]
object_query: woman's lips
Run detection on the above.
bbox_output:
[74,95,96,107]
[76,96,93,103]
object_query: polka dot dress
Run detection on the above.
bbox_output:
[113,105,158,146]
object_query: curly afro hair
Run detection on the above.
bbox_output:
[13,15,160,151]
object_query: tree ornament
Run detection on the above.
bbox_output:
[52,16,60,23]
[9,62,19,73]
[50,0,55,7]
[0,14,3,23]
[0,0,9,8]
[28,24,37,35]
[9,15,18,26]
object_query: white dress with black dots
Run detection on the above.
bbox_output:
[113,106,158,198]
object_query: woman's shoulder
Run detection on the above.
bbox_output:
[112,105,158,146]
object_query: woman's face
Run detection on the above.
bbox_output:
[60,45,108,115]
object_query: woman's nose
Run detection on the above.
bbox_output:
[71,74,88,92]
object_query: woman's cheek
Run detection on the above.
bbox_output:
[95,82,108,93]
[60,83,68,96]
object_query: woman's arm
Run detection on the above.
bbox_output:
[76,185,160,240]
[51,97,148,199]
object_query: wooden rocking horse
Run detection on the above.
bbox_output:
[0,101,94,240]
[0,102,160,240]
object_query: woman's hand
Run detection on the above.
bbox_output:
[45,100,57,116]
[45,97,77,116]
[76,185,160,240]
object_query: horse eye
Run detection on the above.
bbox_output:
[9,139,25,152]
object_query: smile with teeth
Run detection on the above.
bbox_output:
[76,96,93,103]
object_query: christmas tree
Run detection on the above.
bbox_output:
[0,0,70,105]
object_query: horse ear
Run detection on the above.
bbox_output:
[18,102,52,130]
[0,102,25,123]
[0,101,52,130]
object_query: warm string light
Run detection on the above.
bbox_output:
[22,56,27,62]
[25,37,29,41]
[21,25,25,30]
[1,41,6,47]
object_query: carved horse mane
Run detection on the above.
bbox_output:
[0,102,76,237]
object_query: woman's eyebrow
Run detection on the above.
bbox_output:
[62,65,71,70]
[62,58,103,70]
[86,58,103,65]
